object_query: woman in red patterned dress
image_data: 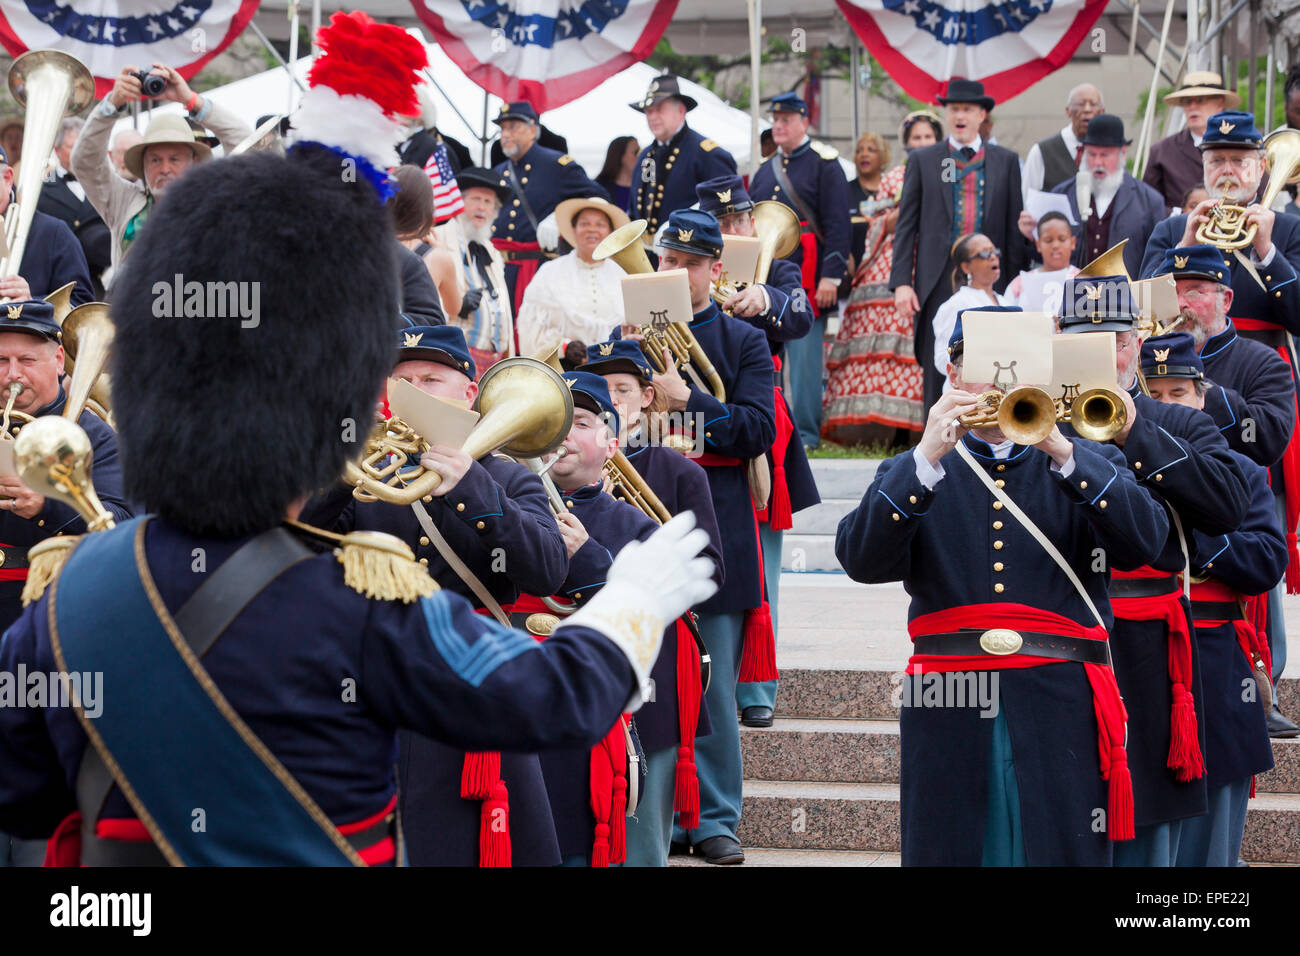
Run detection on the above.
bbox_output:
[823,111,943,447]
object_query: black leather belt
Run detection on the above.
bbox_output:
[499,249,551,262]
[80,812,396,867]
[1190,600,1243,621]
[914,629,1112,666]
[1236,327,1287,351]
[0,543,28,570]
[1108,575,1179,599]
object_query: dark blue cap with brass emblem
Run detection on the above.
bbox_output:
[563,370,621,437]
[0,298,60,342]
[696,174,753,217]
[584,339,654,380]
[1199,110,1263,150]
[658,208,723,258]
[396,324,475,379]
[1141,331,1203,380]
[630,73,698,113]
[948,305,1022,360]
[492,101,539,126]
[768,91,808,116]
[1059,275,1137,334]
[1160,244,1228,283]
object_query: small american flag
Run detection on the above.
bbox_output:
[425,143,465,223]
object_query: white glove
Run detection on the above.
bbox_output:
[558,511,718,710]
[536,212,560,251]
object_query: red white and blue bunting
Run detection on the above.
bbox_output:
[836,0,1109,106]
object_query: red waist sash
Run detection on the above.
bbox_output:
[797,224,819,317]
[491,238,543,319]
[1109,567,1204,782]
[907,602,1133,841]
[758,354,794,531]
[1187,577,1274,682]
[0,543,26,582]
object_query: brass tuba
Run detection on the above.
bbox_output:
[1197,127,1300,251]
[0,51,94,293]
[344,356,573,504]
[61,302,114,424]
[594,219,728,402]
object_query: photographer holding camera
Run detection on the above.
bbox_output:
[70,62,252,285]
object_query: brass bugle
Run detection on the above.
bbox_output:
[1063,386,1127,443]
[958,386,1059,446]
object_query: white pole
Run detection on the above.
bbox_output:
[1134,0,1177,179]
[310,0,321,58]
[287,1,300,116]
[747,0,762,176]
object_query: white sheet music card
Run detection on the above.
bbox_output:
[1133,274,1180,330]
[1051,333,1117,396]
[962,311,1053,388]
[387,377,480,449]
[0,437,14,477]
[1016,268,1072,316]
[719,235,762,287]
[621,269,693,329]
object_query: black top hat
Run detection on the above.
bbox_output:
[1080,114,1131,148]
[936,78,995,111]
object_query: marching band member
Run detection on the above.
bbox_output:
[490,101,607,314]
[837,309,1169,865]
[0,11,717,867]
[584,340,723,865]
[1155,244,1300,738]
[617,208,776,864]
[627,74,737,233]
[1056,275,1250,865]
[298,325,570,866]
[516,196,629,356]
[1140,332,1282,866]
[696,174,820,728]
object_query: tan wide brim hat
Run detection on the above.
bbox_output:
[555,196,630,249]
[124,112,213,180]
[1164,70,1242,108]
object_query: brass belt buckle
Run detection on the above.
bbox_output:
[979,628,1023,655]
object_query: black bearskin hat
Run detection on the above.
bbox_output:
[108,145,397,536]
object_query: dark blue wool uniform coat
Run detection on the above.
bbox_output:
[1187,450,1282,788]
[19,211,95,306]
[836,434,1169,866]
[0,519,638,851]
[0,389,131,631]
[1063,390,1249,827]
[629,123,736,234]
[749,138,852,285]
[299,455,569,866]
[491,142,607,246]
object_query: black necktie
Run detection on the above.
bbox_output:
[959,146,975,161]
[63,172,76,183]
[467,241,496,293]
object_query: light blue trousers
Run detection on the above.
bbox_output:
[674,611,745,844]
[1176,779,1251,867]
[786,315,827,449]
[981,708,1027,866]
[736,524,784,712]
[623,745,676,866]
[1113,821,1183,866]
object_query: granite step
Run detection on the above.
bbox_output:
[742,716,1300,794]
[806,459,880,500]
[735,778,1300,861]
[780,533,841,572]
[789,498,859,536]
[669,847,900,867]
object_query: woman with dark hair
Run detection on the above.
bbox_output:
[385,164,445,325]
[822,112,943,446]
[595,135,639,210]
[930,232,1007,392]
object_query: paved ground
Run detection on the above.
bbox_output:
[775,570,1300,679]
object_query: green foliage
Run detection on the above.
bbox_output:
[808,440,906,459]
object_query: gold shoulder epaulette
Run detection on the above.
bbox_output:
[811,140,839,161]
[286,520,437,603]
[557,154,574,166]
[22,536,81,607]
[700,138,719,152]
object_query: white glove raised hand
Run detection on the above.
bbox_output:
[536,212,560,251]
[559,511,717,709]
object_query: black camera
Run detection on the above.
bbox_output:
[132,70,167,98]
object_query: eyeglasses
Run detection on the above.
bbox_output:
[966,247,1000,261]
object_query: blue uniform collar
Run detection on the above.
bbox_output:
[35,384,67,418]
[960,432,1031,463]
[781,136,812,160]
[1198,320,1236,360]
[559,479,604,505]
[690,301,721,328]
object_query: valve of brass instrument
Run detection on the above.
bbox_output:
[13,414,114,531]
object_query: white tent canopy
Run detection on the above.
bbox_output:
[110,37,766,178]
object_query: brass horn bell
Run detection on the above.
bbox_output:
[958,386,1059,446]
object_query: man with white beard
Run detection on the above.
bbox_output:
[1018,115,1162,276]
[428,167,515,371]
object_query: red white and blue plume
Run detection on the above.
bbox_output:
[289,11,428,199]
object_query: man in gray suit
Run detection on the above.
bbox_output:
[1021,115,1164,277]
[891,78,1027,411]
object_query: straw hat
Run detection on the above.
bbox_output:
[1163,71,1242,108]
[124,113,212,179]
[555,196,629,249]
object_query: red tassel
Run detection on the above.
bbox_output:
[1287,532,1300,594]
[768,465,793,531]
[460,751,500,800]
[739,601,779,682]
[675,746,700,830]
[1250,775,1257,799]
[610,775,628,865]
[1167,683,1206,782]
[1107,746,1135,841]
[43,811,82,867]
[592,823,611,868]
[479,780,511,867]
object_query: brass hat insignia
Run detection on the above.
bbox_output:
[402,332,423,348]
[1084,285,1103,301]
[1153,347,1171,362]
[1219,119,1235,134]
[598,342,615,356]
[1174,255,1189,268]
[498,104,508,115]
[716,189,732,203]
[5,304,20,319]
[563,377,577,389]
[677,228,694,243]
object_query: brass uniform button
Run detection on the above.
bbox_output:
[1079,481,1087,490]
[423,495,433,503]
[419,557,428,566]
[1155,474,1163,482]
[456,502,465,512]
[476,521,485,530]
[992,500,1003,510]
[37,520,44,527]
[996,464,1005,472]
[1099,500,1108,509]
[419,536,430,546]
[993,521,1003,530]
[993,540,1004,550]
[574,592,582,600]
[994,583,1005,594]
[909,495,918,504]
[995,479,1005,488]
[1134,462,1142,470]
[892,512,900,521]
[993,561,1004,572]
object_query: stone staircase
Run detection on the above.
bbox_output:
[733,667,1300,865]
[781,458,880,572]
